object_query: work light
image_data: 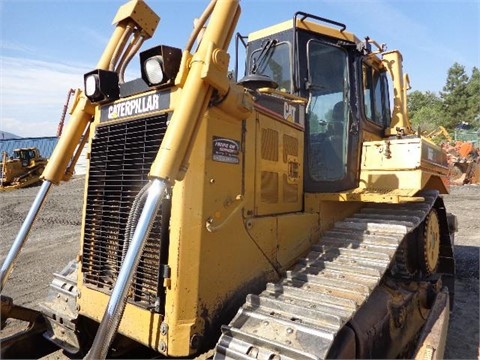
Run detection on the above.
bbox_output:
[84,69,120,103]
[140,45,182,87]
[144,56,165,85]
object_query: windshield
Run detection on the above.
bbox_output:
[249,40,292,92]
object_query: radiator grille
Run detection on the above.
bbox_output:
[82,115,168,311]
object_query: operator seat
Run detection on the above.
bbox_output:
[324,101,345,179]
[329,101,344,136]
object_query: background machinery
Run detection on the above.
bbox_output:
[424,126,453,144]
[444,140,480,184]
[0,147,48,191]
[1,0,456,359]
[423,126,480,184]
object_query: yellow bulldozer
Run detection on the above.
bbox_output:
[0,147,48,191]
[1,1,456,359]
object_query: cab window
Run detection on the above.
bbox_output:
[362,63,391,127]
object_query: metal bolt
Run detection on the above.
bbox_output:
[286,327,294,334]
[190,334,202,350]
[159,341,167,353]
[160,322,168,336]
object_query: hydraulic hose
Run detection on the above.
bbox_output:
[122,183,150,262]
[185,0,217,51]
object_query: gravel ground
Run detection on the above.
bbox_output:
[1,177,479,359]
[442,185,480,359]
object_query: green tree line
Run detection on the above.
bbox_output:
[407,63,480,135]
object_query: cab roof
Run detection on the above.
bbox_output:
[248,18,360,44]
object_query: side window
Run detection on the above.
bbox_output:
[381,75,391,126]
[250,41,291,92]
[362,63,391,127]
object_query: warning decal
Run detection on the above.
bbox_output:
[212,136,240,164]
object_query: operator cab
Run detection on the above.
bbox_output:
[13,148,36,166]
[239,12,393,193]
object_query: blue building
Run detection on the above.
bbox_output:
[0,137,59,159]
[0,137,88,175]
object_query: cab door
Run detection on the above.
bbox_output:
[303,40,360,192]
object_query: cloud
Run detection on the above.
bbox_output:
[0,55,141,137]
[0,56,88,137]
[0,40,37,56]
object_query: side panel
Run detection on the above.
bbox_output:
[254,112,304,216]
[360,138,449,193]
[164,107,276,356]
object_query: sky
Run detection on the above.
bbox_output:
[0,0,479,137]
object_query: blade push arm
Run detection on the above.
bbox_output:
[382,50,415,137]
[149,0,241,183]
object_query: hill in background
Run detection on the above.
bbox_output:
[1,131,22,140]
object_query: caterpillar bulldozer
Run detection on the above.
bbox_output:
[0,148,48,191]
[0,0,456,359]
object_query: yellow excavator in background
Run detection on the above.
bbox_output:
[0,147,48,191]
[1,0,456,359]
[424,126,453,145]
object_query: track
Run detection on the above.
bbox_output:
[215,192,440,360]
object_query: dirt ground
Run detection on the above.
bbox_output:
[1,176,479,359]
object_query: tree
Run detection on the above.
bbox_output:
[407,90,444,132]
[441,63,470,129]
[405,63,479,138]
[466,67,480,128]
